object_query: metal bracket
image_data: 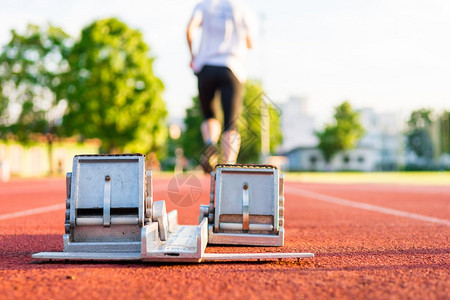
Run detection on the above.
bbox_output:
[103,175,112,227]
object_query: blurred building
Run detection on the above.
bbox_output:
[284,147,379,172]
[357,108,403,171]
[281,104,403,171]
[278,96,317,152]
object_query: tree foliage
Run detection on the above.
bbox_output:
[407,108,433,129]
[405,108,434,160]
[238,80,282,163]
[181,80,282,164]
[315,101,365,162]
[181,96,204,159]
[61,18,167,154]
[439,111,449,155]
[0,24,71,141]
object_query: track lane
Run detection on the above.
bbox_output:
[0,177,448,299]
[286,185,450,226]
[289,182,450,220]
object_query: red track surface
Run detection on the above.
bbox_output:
[0,176,449,299]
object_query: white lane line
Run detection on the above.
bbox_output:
[0,204,65,221]
[287,187,450,226]
[0,182,185,222]
[295,184,450,195]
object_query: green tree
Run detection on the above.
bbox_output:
[407,108,433,129]
[439,111,449,155]
[181,80,282,164]
[61,18,167,155]
[0,24,72,174]
[0,24,71,141]
[406,108,434,162]
[181,96,204,160]
[238,80,282,163]
[315,101,365,163]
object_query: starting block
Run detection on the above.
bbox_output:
[32,154,313,263]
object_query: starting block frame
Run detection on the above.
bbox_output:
[32,154,313,263]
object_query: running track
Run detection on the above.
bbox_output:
[0,176,449,299]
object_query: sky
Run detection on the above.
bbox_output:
[1,0,449,128]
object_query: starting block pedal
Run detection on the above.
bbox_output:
[199,164,285,246]
[32,154,313,263]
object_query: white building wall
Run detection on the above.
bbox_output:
[279,96,317,152]
[357,108,403,170]
[287,147,378,172]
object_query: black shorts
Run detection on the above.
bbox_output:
[196,65,243,131]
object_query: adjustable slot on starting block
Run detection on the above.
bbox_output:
[103,175,112,227]
[75,207,139,226]
[218,214,274,232]
[219,223,273,231]
[242,183,250,231]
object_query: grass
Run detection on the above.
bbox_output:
[285,171,450,186]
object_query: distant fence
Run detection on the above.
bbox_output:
[0,140,100,179]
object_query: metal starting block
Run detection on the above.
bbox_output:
[32,154,313,263]
[200,164,285,246]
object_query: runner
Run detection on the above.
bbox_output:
[187,0,253,172]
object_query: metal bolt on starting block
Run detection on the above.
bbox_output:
[33,155,313,263]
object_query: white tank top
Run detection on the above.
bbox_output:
[190,0,252,82]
